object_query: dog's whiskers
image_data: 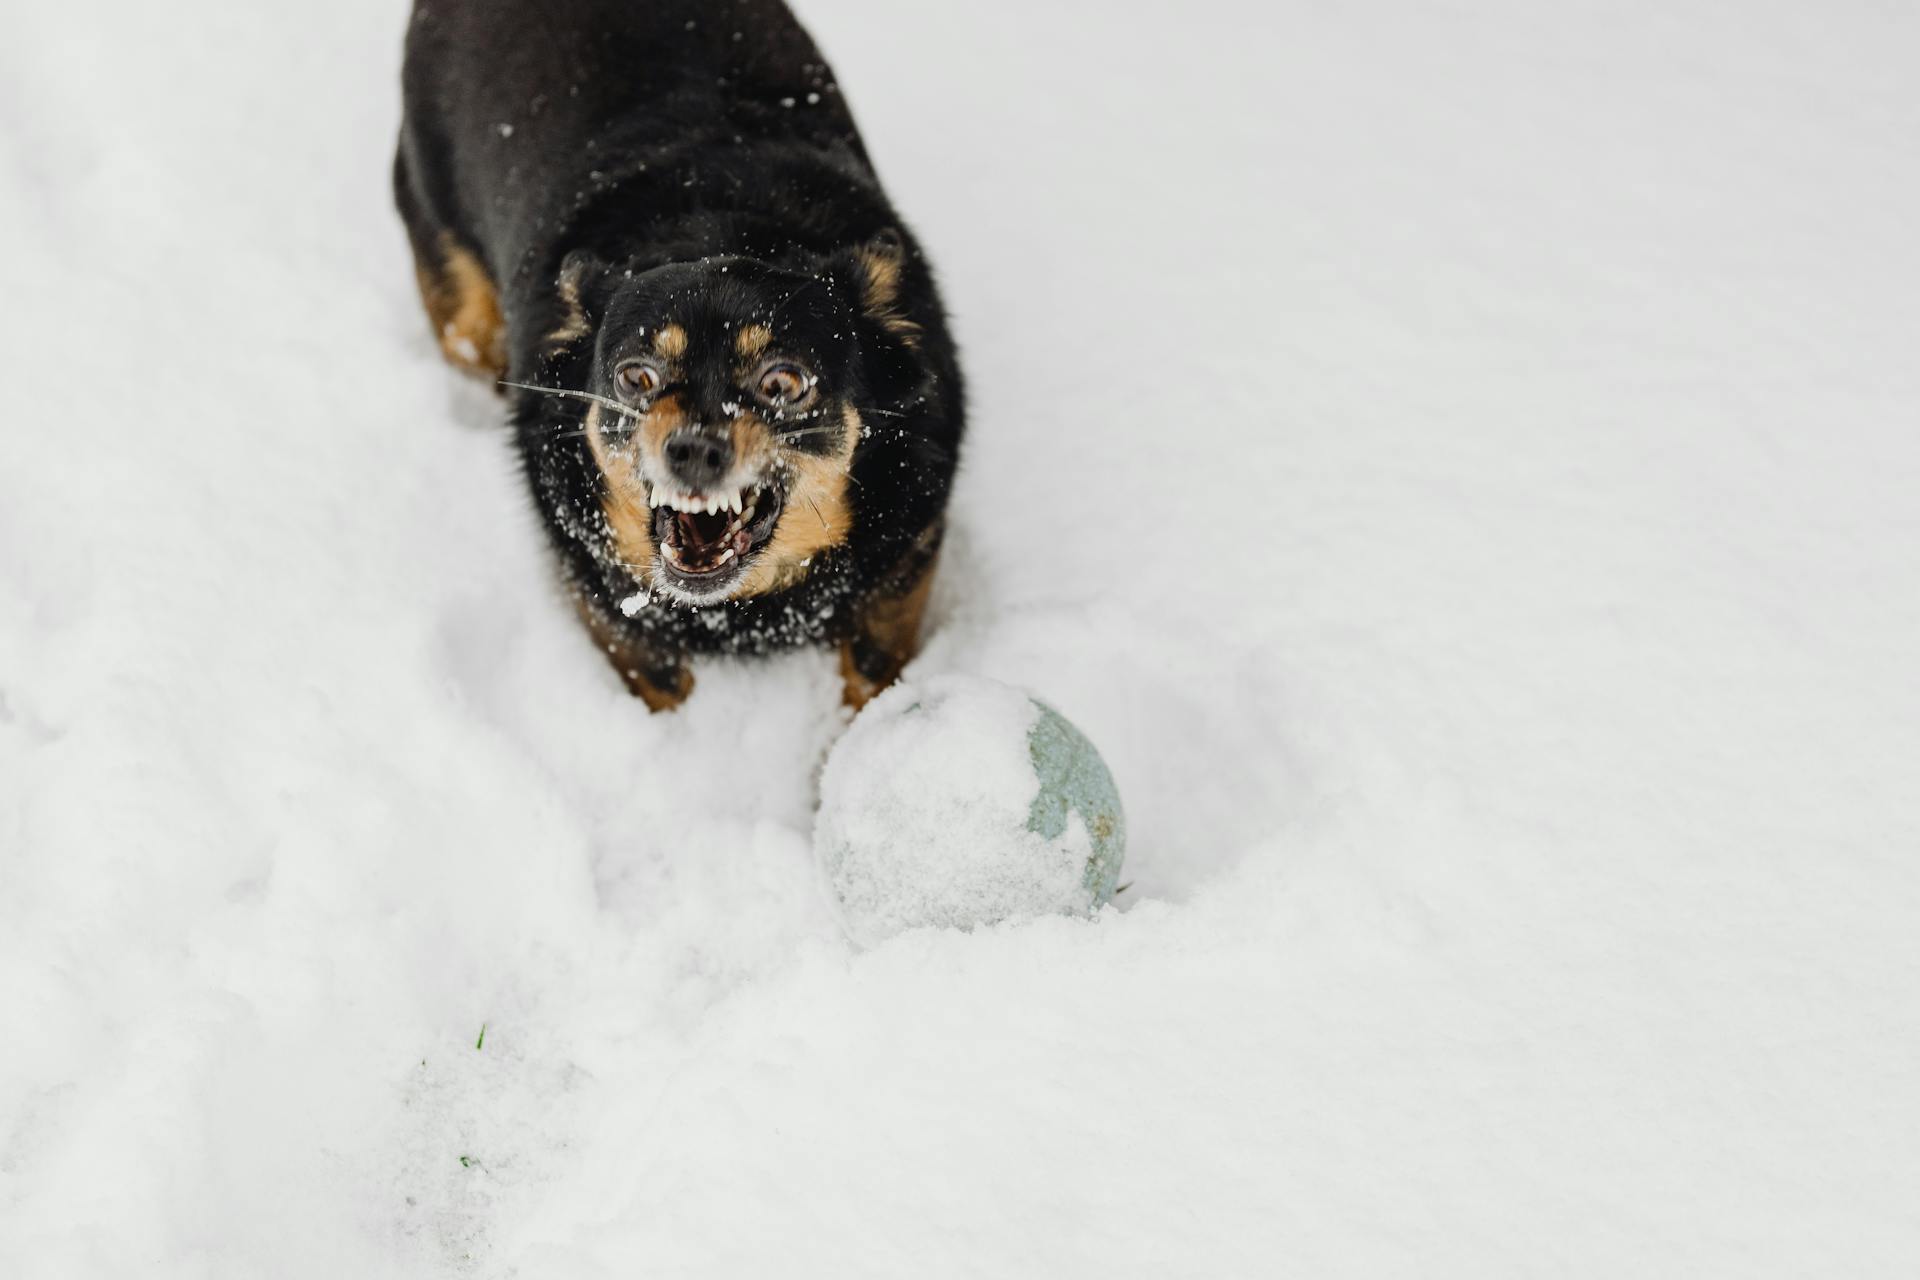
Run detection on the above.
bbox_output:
[500,380,644,421]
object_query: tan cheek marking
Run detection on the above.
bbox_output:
[734,324,773,360]
[586,399,687,580]
[637,393,683,471]
[734,405,860,598]
[653,325,688,359]
[728,413,779,483]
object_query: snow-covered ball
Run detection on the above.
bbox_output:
[815,674,1126,946]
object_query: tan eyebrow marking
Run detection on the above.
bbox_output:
[653,324,688,359]
[734,323,773,360]
[733,404,861,599]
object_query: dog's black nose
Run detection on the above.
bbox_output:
[663,429,733,490]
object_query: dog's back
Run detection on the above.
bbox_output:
[399,0,867,336]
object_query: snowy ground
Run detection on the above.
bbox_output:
[4,1,1919,1275]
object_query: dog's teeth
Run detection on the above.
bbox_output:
[655,487,758,521]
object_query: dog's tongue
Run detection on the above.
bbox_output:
[674,508,731,553]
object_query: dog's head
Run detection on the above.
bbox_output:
[544,234,922,605]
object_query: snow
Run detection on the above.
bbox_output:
[816,675,1100,946]
[3,0,1918,1276]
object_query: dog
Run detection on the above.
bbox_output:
[395,0,964,710]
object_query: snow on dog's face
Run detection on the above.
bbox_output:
[549,241,915,605]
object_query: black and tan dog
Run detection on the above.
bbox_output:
[396,0,963,710]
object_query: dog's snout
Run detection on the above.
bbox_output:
[663,428,733,490]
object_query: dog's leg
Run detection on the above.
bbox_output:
[395,151,508,383]
[615,654,695,713]
[413,232,508,382]
[840,526,941,711]
[575,594,694,712]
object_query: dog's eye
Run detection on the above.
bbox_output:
[614,361,662,399]
[754,361,815,409]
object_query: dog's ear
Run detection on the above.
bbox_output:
[835,229,925,404]
[844,228,914,338]
[544,250,613,353]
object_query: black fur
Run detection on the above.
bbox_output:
[395,0,962,688]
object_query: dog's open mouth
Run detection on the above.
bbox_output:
[649,481,784,588]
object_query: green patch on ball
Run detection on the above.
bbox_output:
[1024,700,1127,906]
